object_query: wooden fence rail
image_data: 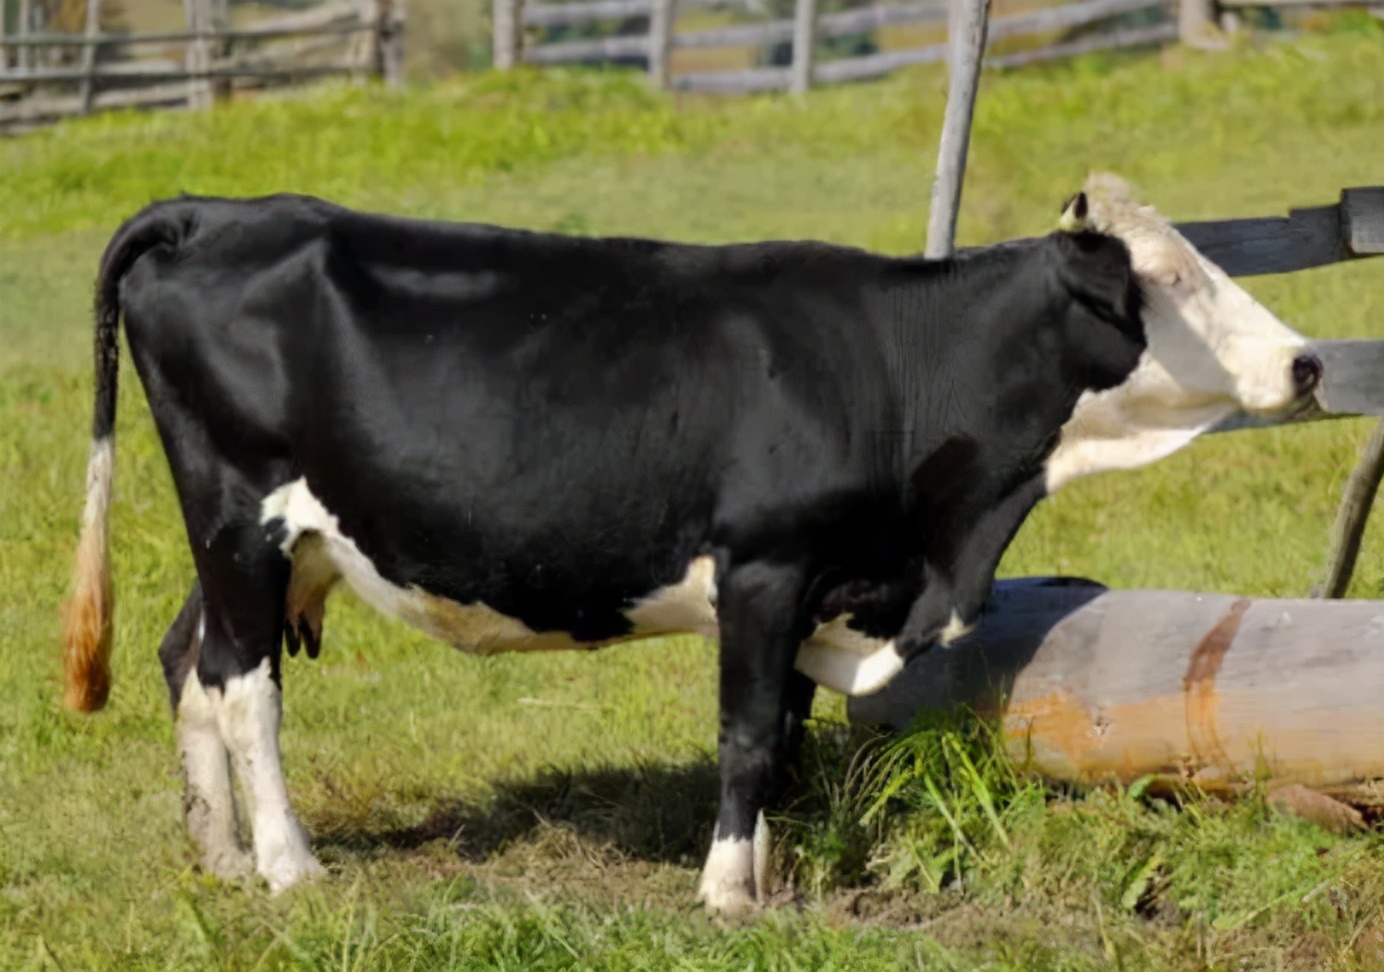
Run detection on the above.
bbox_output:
[500,0,1380,93]
[0,0,404,133]
[500,0,1186,91]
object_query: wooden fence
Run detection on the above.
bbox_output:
[496,0,1180,92]
[495,0,1380,93]
[0,0,404,132]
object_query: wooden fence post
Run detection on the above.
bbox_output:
[647,0,674,89]
[184,0,210,108]
[17,0,31,70]
[492,0,522,69]
[1178,0,1224,49]
[925,0,990,258]
[1313,419,1384,599]
[380,0,405,87]
[790,0,818,95]
[78,0,101,113]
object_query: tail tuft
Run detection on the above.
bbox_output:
[62,437,115,712]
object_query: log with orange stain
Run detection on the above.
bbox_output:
[851,578,1384,810]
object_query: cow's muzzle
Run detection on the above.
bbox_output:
[1292,352,1324,397]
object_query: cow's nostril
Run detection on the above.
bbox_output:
[1292,353,1323,395]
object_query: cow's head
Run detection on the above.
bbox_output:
[1044,173,1323,491]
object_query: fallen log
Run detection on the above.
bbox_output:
[847,578,1384,808]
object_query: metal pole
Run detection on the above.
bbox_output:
[924,0,990,258]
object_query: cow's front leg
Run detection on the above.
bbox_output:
[697,560,807,915]
[897,475,1047,659]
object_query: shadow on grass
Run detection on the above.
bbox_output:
[318,760,723,867]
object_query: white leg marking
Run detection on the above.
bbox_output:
[938,609,976,647]
[696,812,769,914]
[177,665,252,879]
[214,658,323,894]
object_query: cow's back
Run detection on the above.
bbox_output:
[117,195,908,637]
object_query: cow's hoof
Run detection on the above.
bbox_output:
[260,851,326,895]
[696,811,770,916]
[697,878,759,916]
[201,847,254,881]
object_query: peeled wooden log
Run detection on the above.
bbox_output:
[847,578,1384,807]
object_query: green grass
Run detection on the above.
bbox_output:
[4,29,1384,970]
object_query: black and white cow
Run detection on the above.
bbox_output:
[62,177,1317,919]
[58,174,1315,915]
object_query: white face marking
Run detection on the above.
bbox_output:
[177,661,252,880]
[261,479,721,655]
[696,811,769,913]
[213,658,323,893]
[1044,173,1315,491]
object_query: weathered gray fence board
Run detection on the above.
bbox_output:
[1344,187,1384,255]
[0,60,366,85]
[1218,0,1373,7]
[521,0,1163,80]
[525,0,651,26]
[673,64,787,92]
[673,19,794,50]
[800,0,1160,87]
[811,36,946,82]
[1177,206,1351,277]
[1,0,365,48]
[524,32,647,62]
[985,20,1173,67]
[1305,341,1384,418]
[985,0,1165,41]
[0,80,190,125]
[1167,189,1384,277]
[817,0,946,34]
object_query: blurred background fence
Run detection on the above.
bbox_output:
[1,0,1379,132]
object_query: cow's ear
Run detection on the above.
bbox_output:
[1057,191,1089,233]
[1052,232,1148,389]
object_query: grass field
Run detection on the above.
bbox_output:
[4,26,1384,970]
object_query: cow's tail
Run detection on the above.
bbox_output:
[63,202,193,713]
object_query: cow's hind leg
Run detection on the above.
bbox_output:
[192,521,323,894]
[782,669,817,770]
[697,560,808,914]
[159,582,253,880]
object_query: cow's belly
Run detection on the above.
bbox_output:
[259,478,906,695]
[260,478,721,655]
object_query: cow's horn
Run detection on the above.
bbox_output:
[1058,191,1089,232]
